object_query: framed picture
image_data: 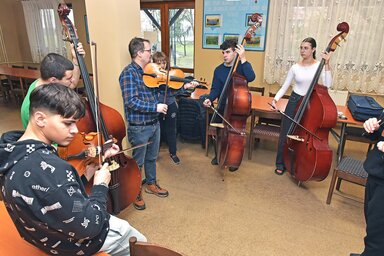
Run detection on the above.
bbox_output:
[204,34,220,48]
[202,0,269,51]
[205,14,222,27]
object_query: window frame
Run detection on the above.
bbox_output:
[141,1,195,73]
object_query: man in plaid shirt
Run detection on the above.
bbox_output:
[119,37,169,210]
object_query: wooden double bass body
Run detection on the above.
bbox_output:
[284,84,338,181]
[284,22,349,182]
[57,4,141,214]
[217,73,251,169]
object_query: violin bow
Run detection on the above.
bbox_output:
[268,103,322,141]
[90,41,105,166]
[162,53,171,120]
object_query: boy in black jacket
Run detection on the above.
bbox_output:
[355,116,384,256]
[0,83,145,255]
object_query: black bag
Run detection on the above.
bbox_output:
[347,95,383,121]
[177,97,205,143]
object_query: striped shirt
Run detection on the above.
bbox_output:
[119,61,159,123]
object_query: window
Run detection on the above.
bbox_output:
[22,0,67,62]
[141,1,195,73]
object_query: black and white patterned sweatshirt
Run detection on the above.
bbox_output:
[0,131,110,255]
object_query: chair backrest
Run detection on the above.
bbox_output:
[0,201,109,256]
[0,201,44,255]
[269,92,289,99]
[129,236,184,256]
[11,65,25,69]
[249,86,265,96]
[328,89,349,106]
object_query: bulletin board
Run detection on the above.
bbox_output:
[202,0,269,51]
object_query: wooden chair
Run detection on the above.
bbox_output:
[247,91,284,160]
[328,89,349,147]
[249,86,265,96]
[25,66,38,88]
[0,201,109,255]
[339,126,377,159]
[269,92,290,99]
[326,156,368,204]
[0,78,11,102]
[205,107,216,156]
[129,236,184,256]
[339,94,380,160]
[8,65,25,103]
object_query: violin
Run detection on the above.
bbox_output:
[143,63,208,90]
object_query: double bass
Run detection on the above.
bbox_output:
[57,3,142,214]
[211,13,262,171]
[283,22,349,182]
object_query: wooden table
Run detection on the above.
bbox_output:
[191,88,363,163]
[334,105,364,163]
[0,65,40,98]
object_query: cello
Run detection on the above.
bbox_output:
[211,13,262,171]
[57,3,142,214]
[283,22,349,182]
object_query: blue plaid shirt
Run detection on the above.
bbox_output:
[119,61,159,123]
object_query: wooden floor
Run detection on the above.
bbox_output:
[0,98,367,256]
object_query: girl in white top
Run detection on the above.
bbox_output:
[271,37,332,175]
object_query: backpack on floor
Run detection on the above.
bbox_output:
[177,97,204,143]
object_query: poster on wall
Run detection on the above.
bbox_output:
[203,0,269,51]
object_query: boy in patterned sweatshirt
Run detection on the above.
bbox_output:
[0,83,145,255]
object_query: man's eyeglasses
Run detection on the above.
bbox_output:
[142,49,152,53]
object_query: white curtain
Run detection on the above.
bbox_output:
[264,0,384,94]
[22,0,66,63]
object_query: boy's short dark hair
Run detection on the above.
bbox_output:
[29,83,85,120]
[220,39,238,51]
[40,53,74,80]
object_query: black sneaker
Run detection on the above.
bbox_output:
[211,157,218,165]
[229,167,238,172]
[170,154,180,165]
